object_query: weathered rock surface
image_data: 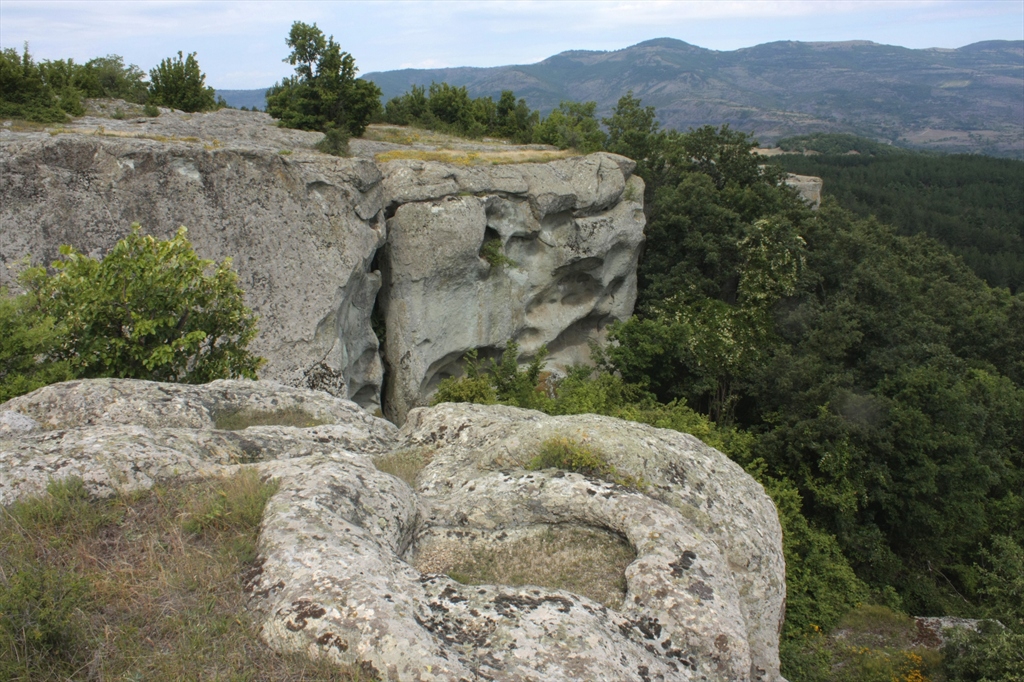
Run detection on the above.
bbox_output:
[0,378,397,504]
[1,111,387,407]
[783,174,822,209]
[400,403,785,681]
[380,153,645,423]
[1,110,645,416]
[1,379,786,681]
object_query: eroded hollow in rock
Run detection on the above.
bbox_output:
[412,523,637,609]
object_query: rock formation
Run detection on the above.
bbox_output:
[782,174,822,209]
[379,154,645,422]
[0,110,644,418]
[1,378,787,681]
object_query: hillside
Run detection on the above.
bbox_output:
[361,38,1024,158]
[763,134,1024,291]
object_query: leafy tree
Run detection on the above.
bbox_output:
[495,90,538,143]
[82,55,149,103]
[12,225,263,388]
[0,46,69,122]
[769,139,1024,292]
[603,91,666,198]
[266,21,381,137]
[533,100,606,153]
[148,51,217,112]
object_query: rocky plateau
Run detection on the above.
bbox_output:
[0,378,787,681]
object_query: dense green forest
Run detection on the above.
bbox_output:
[3,29,1022,681]
[766,134,1024,293]
[434,97,1024,680]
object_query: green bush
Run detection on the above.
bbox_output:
[2,224,263,400]
[266,21,381,136]
[0,46,68,122]
[148,51,217,112]
[942,623,1024,682]
[527,435,646,490]
[0,288,73,402]
[315,126,349,156]
[533,100,606,153]
[480,237,515,268]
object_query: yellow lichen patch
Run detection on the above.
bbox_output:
[375,148,575,166]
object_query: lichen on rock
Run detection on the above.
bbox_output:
[1,379,787,680]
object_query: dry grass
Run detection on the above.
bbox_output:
[2,119,53,132]
[41,126,205,145]
[0,472,368,681]
[362,125,434,146]
[374,147,575,166]
[373,446,433,487]
[213,407,329,431]
[415,524,636,609]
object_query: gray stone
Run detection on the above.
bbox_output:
[2,113,647,416]
[0,410,39,435]
[0,378,398,504]
[0,379,787,680]
[1,114,387,409]
[379,156,645,423]
[400,402,786,681]
[783,174,822,209]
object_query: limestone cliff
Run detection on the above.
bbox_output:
[0,109,644,420]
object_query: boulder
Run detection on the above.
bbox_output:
[1,379,786,680]
[783,174,822,209]
[0,378,397,504]
[379,153,645,423]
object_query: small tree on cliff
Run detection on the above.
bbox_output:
[266,21,381,137]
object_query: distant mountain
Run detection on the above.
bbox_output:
[364,38,1024,157]
[216,89,268,110]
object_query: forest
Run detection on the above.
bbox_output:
[767,133,1023,293]
[2,28,1022,681]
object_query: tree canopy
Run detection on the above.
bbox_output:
[148,51,218,113]
[265,21,381,137]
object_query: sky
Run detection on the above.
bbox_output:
[2,0,1022,89]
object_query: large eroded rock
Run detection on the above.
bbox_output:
[2,111,647,416]
[1,110,387,408]
[380,153,645,423]
[1,380,786,681]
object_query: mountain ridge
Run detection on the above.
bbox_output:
[216,38,1024,157]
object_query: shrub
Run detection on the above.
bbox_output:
[527,435,646,490]
[0,288,74,402]
[480,237,516,268]
[432,349,498,405]
[0,46,68,122]
[8,224,263,395]
[266,21,381,136]
[315,126,349,156]
[148,51,217,112]
[142,102,160,117]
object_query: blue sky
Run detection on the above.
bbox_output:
[2,0,1022,89]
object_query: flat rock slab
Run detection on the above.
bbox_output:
[0,379,786,681]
